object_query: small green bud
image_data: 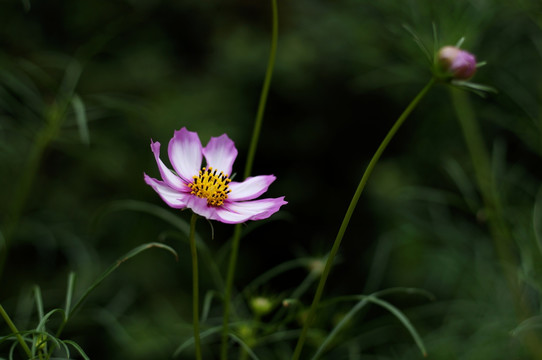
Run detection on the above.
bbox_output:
[36,334,48,352]
[308,258,325,276]
[250,296,274,316]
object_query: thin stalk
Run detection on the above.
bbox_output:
[449,88,513,266]
[189,213,203,360]
[243,0,278,179]
[221,224,243,360]
[291,78,436,360]
[220,0,278,359]
[0,304,32,358]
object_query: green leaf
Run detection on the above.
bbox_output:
[451,80,498,97]
[313,288,432,360]
[229,333,261,360]
[67,242,178,322]
[64,339,90,360]
[365,296,427,357]
[36,309,65,333]
[65,272,76,318]
[201,290,222,323]
[95,200,225,290]
[402,24,433,64]
[173,325,222,358]
[33,286,44,321]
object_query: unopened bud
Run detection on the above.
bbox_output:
[438,46,477,80]
[250,296,274,316]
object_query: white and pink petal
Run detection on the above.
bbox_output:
[217,197,287,224]
[144,174,189,209]
[168,127,203,182]
[150,140,188,191]
[202,134,238,176]
[228,175,277,201]
[184,195,221,221]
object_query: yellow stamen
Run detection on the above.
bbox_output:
[188,167,232,207]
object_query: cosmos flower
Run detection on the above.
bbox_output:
[437,46,477,80]
[144,127,287,224]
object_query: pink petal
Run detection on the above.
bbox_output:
[202,133,238,176]
[216,197,287,224]
[168,127,203,182]
[184,195,221,221]
[144,173,189,209]
[150,140,188,191]
[228,175,276,201]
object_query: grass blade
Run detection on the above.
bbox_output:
[64,339,90,360]
[67,242,178,324]
[365,296,427,357]
[71,94,90,145]
[229,333,261,360]
[65,272,76,318]
[311,297,371,360]
[33,286,44,321]
[313,288,432,359]
[95,200,225,290]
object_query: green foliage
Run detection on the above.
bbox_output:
[0,243,176,359]
[1,0,542,359]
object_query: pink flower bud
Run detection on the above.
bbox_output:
[438,46,477,80]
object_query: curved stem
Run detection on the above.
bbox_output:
[189,213,202,360]
[220,1,278,359]
[291,78,436,360]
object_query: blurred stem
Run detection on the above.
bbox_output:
[0,103,65,282]
[221,224,243,360]
[449,88,513,264]
[0,303,32,358]
[220,0,278,359]
[189,213,203,360]
[450,88,542,356]
[0,60,80,283]
[292,77,436,360]
[243,0,278,179]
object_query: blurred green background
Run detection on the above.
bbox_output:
[1,0,542,358]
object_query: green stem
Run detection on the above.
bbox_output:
[221,224,243,360]
[449,88,513,265]
[0,303,32,358]
[189,213,202,360]
[243,0,278,179]
[220,1,278,359]
[291,78,435,360]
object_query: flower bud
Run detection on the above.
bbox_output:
[307,258,325,276]
[250,296,274,316]
[437,46,477,80]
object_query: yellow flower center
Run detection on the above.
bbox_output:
[188,167,232,207]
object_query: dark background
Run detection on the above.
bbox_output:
[1,0,542,359]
